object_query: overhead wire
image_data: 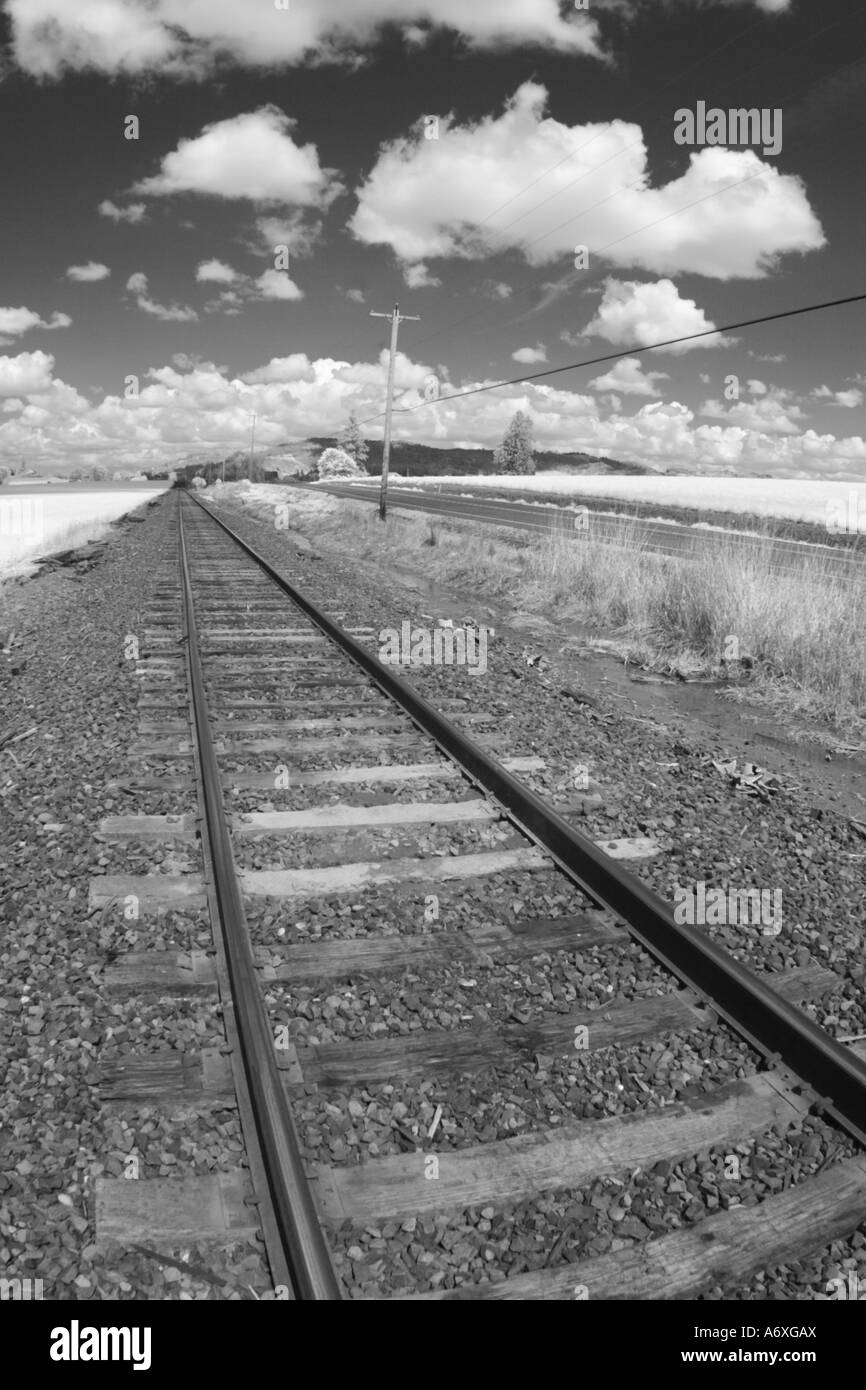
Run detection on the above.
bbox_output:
[342,4,862,434]
[353,1,863,429]
[407,2,859,358]
[341,4,772,362]
[373,290,866,419]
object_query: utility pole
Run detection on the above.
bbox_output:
[248,412,257,479]
[369,302,419,520]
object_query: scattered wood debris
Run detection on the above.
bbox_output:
[0,724,37,754]
[709,757,796,798]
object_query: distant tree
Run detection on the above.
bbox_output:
[90,465,108,481]
[336,412,369,469]
[69,467,84,481]
[493,411,535,475]
[316,447,365,480]
[0,466,9,484]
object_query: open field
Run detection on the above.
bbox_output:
[368,473,866,539]
[0,483,170,580]
[216,481,866,734]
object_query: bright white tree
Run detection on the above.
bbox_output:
[316,447,365,480]
[336,412,369,468]
[493,410,535,475]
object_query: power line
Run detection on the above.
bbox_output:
[368,302,420,518]
[376,289,866,418]
[352,164,772,431]
[366,2,861,366]
[381,155,777,384]
[405,135,784,362]
[353,164,772,430]
[340,4,774,363]
[360,97,866,431]
[345,5,864,433]
[356,6,862,379]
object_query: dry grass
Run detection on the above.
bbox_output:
[527,521,866,728]
[215,483,866,733]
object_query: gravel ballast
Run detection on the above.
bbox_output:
[3,488,864,1303]
[194,491,866,1300]
[0,497,271,1300]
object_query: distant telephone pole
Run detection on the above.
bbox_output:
[248,413,257,478]
[369,302,419,519]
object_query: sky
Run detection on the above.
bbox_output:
[1,0,865,477]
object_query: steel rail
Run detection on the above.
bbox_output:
[177,498,342,1300]
[186,489,866,1149]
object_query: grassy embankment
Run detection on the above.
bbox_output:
[212,483,866,737]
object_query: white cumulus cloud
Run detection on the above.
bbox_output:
[813,384,864,408]
[66,262,111,282]
[589,357,669,396]
[195,259,239,283]
[134,107,342,207]
[512,344,548,365]
[125,272,198,323]
[583,279,730,354]
[192,264,306,312]
[598,0,790,13]
[349,83,824,281]
[6,0,602,77]
[0,306,71,337]
[254,270,304,302]
[98,199,147,223]
[243,356,317,385]
[700,387,807,434]
[0,350,56,396]
[403,263,442,290]
[1,346,865,480]
[248,214,321,262]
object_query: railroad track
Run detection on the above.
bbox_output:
[86,489,866,1300]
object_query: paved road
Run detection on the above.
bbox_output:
[307,481,864,581]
